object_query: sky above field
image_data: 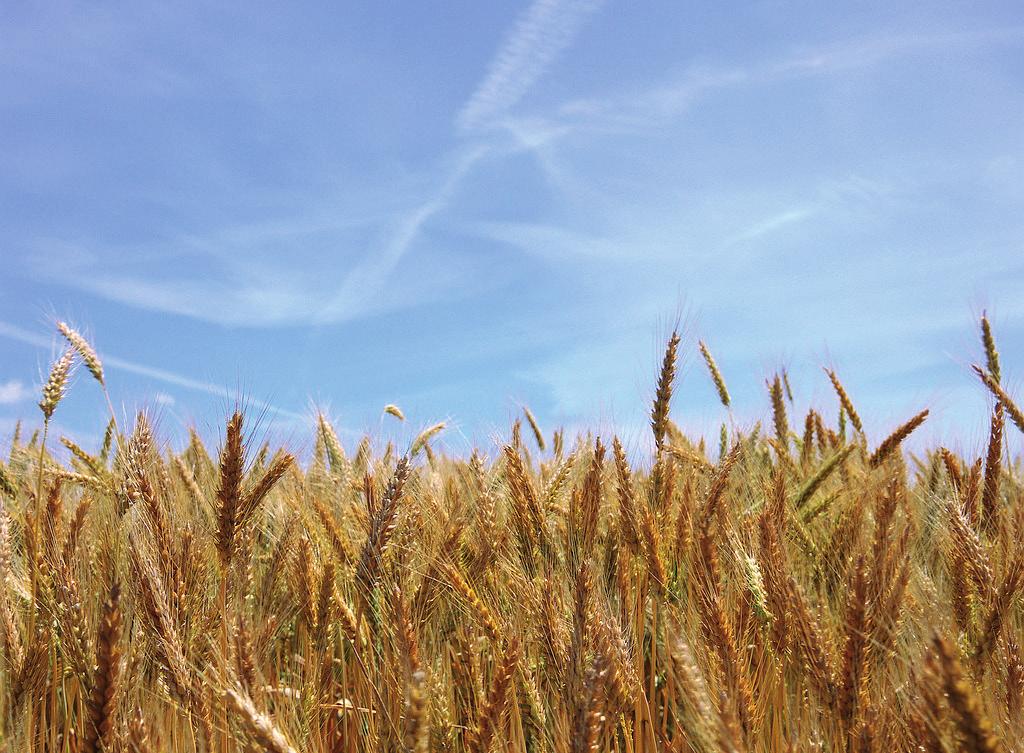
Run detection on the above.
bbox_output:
[2,1,1024,458]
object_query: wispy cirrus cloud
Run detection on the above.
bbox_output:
[723,208,818,246]
[21,1,608,330]
[34,266,319,328]
[11,4,1024,399]
[493,25,1024,147]
[316,0,609,320]
[316,144,490,323]
[457,0,604,131]
[460,171,897,269]
[0,320,306,421]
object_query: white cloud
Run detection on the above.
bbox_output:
[457,0,603,131]
[0,380,32,405]
[153,391,175,406]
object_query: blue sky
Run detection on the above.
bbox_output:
[2,1,1023,458]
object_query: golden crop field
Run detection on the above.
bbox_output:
[1,317,1022,753]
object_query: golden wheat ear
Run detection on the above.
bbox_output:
[869,409,929,468]
[769,373,790,453]
[410,421,445,457]
[973,364,1024,434]
[522,405,546,452]
[981,311,1001,383]
[383,403,405,421]
[932,636,1003,753]
[651,330,680,452]
[225,685,301,753]
[57,321,104,386]
[825,367,864,434]
[698,339,731,408]
[403,669,430,753]
[981,403,1004,532]
[215,411,245,570]
[468,638,520,753]
[83,581,122,753]
[39,347,75,421]
[354,455,412,608]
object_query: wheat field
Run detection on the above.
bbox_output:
[0,317,1022,752]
